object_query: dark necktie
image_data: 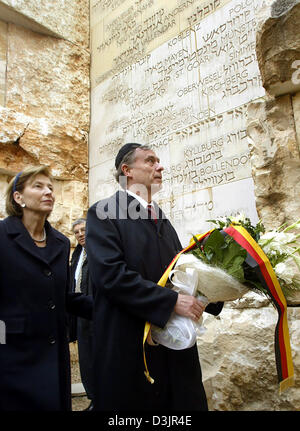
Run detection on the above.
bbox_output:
[147,204,157,224]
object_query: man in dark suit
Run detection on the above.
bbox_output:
[70,218,94,411]
[86,143,223,411]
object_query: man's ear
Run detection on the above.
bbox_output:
[121,164,132,178]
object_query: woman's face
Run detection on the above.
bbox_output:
[14,174,55,216]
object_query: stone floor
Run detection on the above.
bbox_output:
[72,394,90,411]
[70,341,91,411]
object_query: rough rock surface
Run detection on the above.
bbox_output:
[247,94,300,230]
[0,0,89,47]
[199,292,300,411]
[0,106,88,181]
[6,24,89,132]
[256,1,300,96]
[0,5,90,236]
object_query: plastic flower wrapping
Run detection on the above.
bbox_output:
[190,215,300,305]
[151,215,300,349]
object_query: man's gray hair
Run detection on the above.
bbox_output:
[114,144,151,186]
[72,218,86,231]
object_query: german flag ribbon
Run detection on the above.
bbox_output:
[143,230,213,384]
[143,225,294,392]
[224,224,294,393]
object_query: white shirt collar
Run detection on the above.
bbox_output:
[75,247,86,281]
[126,189,154,209]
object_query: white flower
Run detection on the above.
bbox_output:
[259,231,299,255]
[274,257,300,289]
[230,213,246,224]
[214,216,228,225]
[274,261,294,285]
[282,219,300,232]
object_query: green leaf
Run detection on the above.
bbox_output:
[192,235,203,253]
[226,256,246,282]
[189,227,265,292]
[222,239,247,269]
[191,248,207,263]
[203,229,226,263]
[227,267,244,282]
[205,251,214,262]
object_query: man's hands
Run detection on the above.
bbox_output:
[174,294,206,322]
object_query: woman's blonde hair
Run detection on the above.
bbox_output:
[6,165,52,217]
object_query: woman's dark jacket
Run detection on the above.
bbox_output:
[0,216,92,411]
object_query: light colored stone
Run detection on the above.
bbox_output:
[48,180,88,246]
[0,18,90,236]
[293,92,300,151]
[0,0,89,47]
[0,19,7,107]
[199,297,300,411]
[6,24,89,132]
[0,107,88,182]
[90,0,269,243]
[158,177,259,246]
[256,1,300,96]
[247,95,300,230]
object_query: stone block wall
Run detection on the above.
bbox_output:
[0,0,89,245]
[247,0,300,228]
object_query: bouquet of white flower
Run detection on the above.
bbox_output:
[148,215,297,392]
[175,214,300,306]
[257,219,300,305]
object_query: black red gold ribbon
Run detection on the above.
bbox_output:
[224,224,294,393]
[143,225,294,393]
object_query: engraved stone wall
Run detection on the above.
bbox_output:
[90,0,270,244]
[91,0,231,87]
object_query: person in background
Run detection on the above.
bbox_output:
[70,218,94,411]
[0,166,92,411]
[86,143,223,411]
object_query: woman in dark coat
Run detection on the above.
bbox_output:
[0,166,92,411]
